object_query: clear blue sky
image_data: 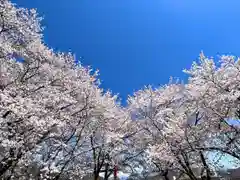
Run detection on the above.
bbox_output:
[12,0,240,104]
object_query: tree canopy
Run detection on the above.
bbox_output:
[0,1,240,180]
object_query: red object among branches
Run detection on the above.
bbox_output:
[114,165,118,178]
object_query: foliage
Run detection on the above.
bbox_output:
[1,1,240,180]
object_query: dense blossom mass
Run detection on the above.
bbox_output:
[0,1,240,180]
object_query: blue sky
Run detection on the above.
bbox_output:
[12,0,240,105]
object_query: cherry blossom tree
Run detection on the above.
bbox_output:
[183,52,240,171]
[2,1,240,180]
[127,52,240,179]
[127,82,223,179]
[0,1,128,179]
